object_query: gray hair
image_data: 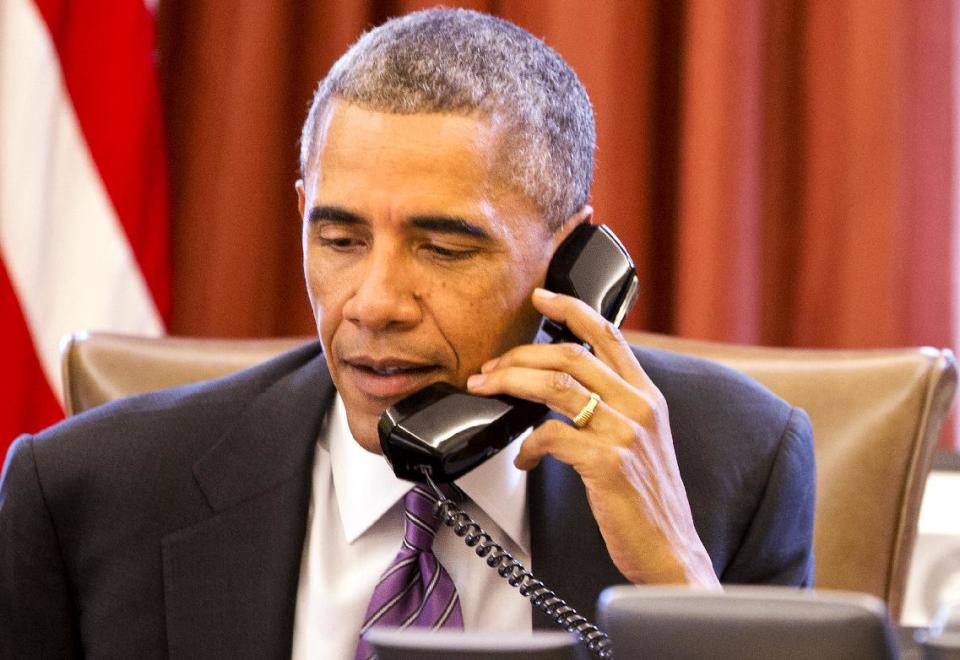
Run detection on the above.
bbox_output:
[299,8,596,231]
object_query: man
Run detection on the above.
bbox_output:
[0,8,814,659]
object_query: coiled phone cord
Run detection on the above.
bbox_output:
[421,471,615,659]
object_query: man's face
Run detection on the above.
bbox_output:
[298,101,573,453]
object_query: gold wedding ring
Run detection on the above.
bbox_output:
[572,391,601,429]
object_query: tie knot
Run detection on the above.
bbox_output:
[401,484,460,552]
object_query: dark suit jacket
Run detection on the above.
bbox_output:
[0,342,814,659]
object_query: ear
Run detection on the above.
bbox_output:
[551,205,593,250]
[296,179,306,219]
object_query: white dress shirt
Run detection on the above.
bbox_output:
[291,395,532,659]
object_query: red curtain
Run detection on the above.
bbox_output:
[156,1,956,439]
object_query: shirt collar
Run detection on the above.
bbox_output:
[328,394,529,554]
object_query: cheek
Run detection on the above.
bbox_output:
[492,292,542,351]
[304,251,322,310]
[304,250,342,343]
[485,260,550,348]
[434,264,542,373]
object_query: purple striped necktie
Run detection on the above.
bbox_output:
[354,483,464,660]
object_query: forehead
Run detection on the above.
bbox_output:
[307,101,497,196]
[302,100,549,243]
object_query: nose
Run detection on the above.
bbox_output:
[341,244,421,331]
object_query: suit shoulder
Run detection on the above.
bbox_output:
[27,341,325,478]
[630,346,814,578]
[631,345,797,439]
[630,344,811,517]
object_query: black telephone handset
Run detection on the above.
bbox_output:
[379,223,640,483]
[373,224,636,659]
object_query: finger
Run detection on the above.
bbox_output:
[532,288,652,389]
[515,419,578,470]
[480,342,638,413]
[515,418,620,477]
[481,344,652,414]
[468,366,618,433]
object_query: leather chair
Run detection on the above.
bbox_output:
[61,330,957,619]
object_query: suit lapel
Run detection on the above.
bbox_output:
[162,351,335,660]
[159,347,624,651]
[528,454,627,630]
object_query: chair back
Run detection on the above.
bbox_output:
[624,331,956,619]
[61,330,957,619]
[61,332,308,415]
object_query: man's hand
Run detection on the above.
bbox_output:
[466,288,721,588]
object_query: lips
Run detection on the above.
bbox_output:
[341,356,442,400]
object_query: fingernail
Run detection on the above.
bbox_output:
[467,374,487,389]
[481,358,499,373]
[533,287,556,299]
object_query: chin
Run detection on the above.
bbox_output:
[346,413,384,455]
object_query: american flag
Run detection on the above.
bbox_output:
[0,0,169,461]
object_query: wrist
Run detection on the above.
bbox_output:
[626,543,721,589]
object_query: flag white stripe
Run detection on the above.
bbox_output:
[0,0,163,405]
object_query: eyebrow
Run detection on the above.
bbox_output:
[409,215,491,240]
[307,205,492,240]
[307,205,364,225]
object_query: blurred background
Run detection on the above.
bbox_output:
[160,0,958,351]
[1,0,957,447]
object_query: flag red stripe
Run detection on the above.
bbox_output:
[0,257,63,456]
[31,0,171,322]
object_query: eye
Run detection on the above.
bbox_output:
[318,237,361,249]
[423,243,479,261]
[315,226,366,252]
